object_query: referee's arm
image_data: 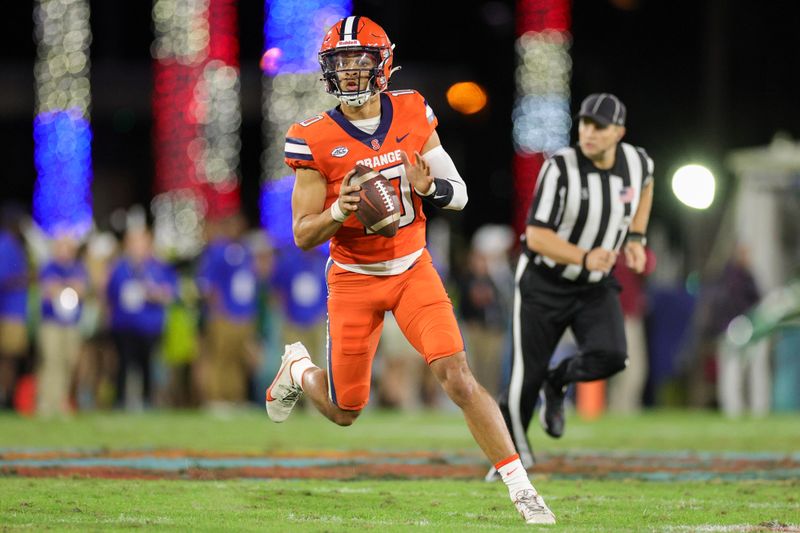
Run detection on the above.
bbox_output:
[623,179,654,273]
[525,158,585,267]
[526,226,617,273]
[526,226,585,266]
[629,179,653,235]
[525,156,617,273]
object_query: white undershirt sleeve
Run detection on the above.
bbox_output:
[419,145,468,210]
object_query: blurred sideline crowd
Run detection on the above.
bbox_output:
[1,202,798,418]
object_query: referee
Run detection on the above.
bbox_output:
[490,93,654,475]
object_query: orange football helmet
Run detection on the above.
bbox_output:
[319,16,399,107]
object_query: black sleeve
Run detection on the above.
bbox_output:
[420,178,454,208]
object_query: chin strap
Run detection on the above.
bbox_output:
[388,43,400,76]
[339,94,370,107]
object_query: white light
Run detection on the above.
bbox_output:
[151,190,205,258]
[262,73,337,181]
[35,0,92,116]
[200,61,241,187]
[152,0,209,64]
[511,30,572,154]
[672,164,715,209]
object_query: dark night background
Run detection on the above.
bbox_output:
[2,0,799,256]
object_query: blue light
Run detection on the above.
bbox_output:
[263,0,351,75]
[260,175,294,248]
[33,109,93,237]
[512,95,571,154]
[260,175,329,254]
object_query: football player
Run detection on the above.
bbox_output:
[266,16,555,525]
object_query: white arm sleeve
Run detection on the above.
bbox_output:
[420,145,468,210]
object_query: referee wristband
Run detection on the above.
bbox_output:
[330,201,347,223]
[581,252,589,269]
[626,231,647,246]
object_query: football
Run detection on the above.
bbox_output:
[350,164,401,237]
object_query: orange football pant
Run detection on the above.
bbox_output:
[325,249,464,410]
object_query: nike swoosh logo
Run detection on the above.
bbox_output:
[395,132,410,143]
[433,194,447,200]
[507,467,518,476]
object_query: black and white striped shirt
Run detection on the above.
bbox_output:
[526,142,654,283]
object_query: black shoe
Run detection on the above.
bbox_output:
[539,381,566,438]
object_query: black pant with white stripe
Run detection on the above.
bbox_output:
[497,254,628,467]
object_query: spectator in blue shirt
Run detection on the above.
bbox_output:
[270,245,328,373]
[196,211,259,406]
[106,226,177,409]
[37,233,88,416]
[0,204,30,410]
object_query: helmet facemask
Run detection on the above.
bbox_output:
[320,48,388,108]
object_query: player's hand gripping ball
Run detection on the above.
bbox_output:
[351,164,401,237]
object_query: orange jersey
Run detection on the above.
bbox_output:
[284,90,437,266]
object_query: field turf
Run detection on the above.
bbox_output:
[1,409,798,531]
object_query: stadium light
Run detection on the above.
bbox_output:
[672,164,715,209]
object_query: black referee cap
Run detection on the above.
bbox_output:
[578,93,626,127]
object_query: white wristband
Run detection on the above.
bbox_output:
[414,180,436,197]
[330,200,347,223]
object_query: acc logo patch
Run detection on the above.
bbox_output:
[331,146,349,158]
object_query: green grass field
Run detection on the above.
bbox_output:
[1,409,798,531]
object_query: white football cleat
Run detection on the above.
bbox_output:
[265,342,312,423]
[484,466,500,482]
[513,488,556,525]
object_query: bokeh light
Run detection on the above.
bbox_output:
[33,110,93,237]
[263,0,350,75]
[260,47,282,75]
[200,59,242,189]
[33,0,93,237]
[259,176,328,255]
[259,175,295,249]
[672,164,715,209]
[446,82,488,115]
[151,0,210,65]
[261,0,350,212]
[152,0,241,258]
[151,189,206,259]
[512,0,572,235]
[512,29,572,154]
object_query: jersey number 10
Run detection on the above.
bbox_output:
[364,163,415,234]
